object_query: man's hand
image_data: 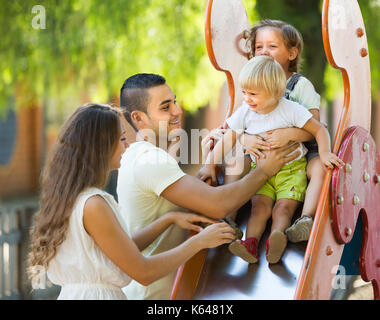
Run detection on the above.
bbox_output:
[196,164,217,184]
[255,143,301,178]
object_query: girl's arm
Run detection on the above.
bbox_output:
[264,127,313,148]
[83,196,235,286]
[263,109,320,148]
[302,118,345,169]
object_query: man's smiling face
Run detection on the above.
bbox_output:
[136,84,182,146]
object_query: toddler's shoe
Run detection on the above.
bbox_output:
[285,215,313,243]
[265,231,287,264]
[228,237,259,263]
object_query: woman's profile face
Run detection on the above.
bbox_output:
[110,119,128,170]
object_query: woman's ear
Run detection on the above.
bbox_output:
[289,47,299,61]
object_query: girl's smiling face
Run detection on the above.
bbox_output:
[254,27,298,77]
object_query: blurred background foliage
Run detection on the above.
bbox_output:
[0,0,379,125]
[0,0,226,122]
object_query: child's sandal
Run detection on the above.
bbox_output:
[228,237,259,263]
[265,231,287,264]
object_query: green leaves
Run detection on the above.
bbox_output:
[2,0,379,121]
[0,0,223,120]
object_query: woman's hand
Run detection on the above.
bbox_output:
[240,133,270,159]
[193,222,236,249]
[167,211,218,233]
[319,151,345,170]
[263,129,292,148]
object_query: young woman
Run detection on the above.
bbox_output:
[28,103,235,299]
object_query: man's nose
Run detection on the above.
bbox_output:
[172,104,183,116]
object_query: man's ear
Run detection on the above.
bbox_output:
[130,110,146,129]
[289,47,299,61]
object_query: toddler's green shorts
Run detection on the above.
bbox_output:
[251,157,307,202]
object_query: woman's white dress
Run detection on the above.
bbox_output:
[46,187,132,299]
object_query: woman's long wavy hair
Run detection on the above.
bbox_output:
[28,103,122,282]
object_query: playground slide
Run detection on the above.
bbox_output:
[192,205,307,300]
[170,0,379,300]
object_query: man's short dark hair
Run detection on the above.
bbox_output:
[120,73,166,130]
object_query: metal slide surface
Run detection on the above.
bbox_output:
[193,203,306,300]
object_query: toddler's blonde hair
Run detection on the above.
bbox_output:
[239,55,286,100]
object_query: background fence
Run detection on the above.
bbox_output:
[0,197,59,300]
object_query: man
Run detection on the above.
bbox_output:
[117,73,300,299]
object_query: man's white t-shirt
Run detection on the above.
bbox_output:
[117,141,187,300]
[226,97,313,164]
